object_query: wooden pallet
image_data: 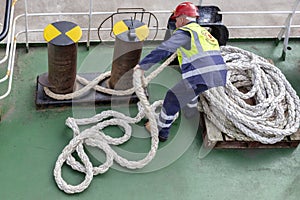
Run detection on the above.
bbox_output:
[202,116,300,149]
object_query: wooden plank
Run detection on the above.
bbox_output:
[290,129,300,140]
[289,129,300,147]
[204,116,223,142]
[202,115,300,149]
[223,133,235,141]
[202,116,222,148]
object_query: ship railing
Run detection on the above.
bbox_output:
[1,0,300,100]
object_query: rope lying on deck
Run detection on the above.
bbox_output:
[53,53,177,194]
[199,46,300,144]
[53,46,300,194]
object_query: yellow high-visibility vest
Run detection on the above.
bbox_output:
[176,23,220,66]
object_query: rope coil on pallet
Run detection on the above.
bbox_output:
[199,45,300,144]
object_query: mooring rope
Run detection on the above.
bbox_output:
[44,53,177,100]
[53,46,300,194]
[53,53,177,194]
[199,45,300,144]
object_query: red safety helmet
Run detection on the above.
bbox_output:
[171,2,199,19]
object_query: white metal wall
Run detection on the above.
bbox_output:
[0,0,299,43]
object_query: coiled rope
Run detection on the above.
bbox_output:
[53,46,300,194]
[199,45,300,144]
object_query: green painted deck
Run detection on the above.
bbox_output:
[0,39,300,199]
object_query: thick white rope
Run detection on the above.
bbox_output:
[53,53,177,194]
[53,46,300,194]
[199,45,300,144]
[44,53,178,100]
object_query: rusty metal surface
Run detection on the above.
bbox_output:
[47,43,77,94]
[108,37,143,89]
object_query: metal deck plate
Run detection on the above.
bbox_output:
[35,72,146,108]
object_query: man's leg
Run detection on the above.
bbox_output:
[157,80,206,141]
[182,95,199,119]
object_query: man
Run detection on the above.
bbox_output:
[134,2,227,142]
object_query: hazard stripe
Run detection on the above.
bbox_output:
[135,24,149,41]
[65,25,82,43]
[44,21,82,45]
[113,20,129,36]
[43,24,61,42]
[113,20,149,42]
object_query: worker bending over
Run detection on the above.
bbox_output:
[134,2,227,142]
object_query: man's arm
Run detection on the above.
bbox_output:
[137,30,190,71]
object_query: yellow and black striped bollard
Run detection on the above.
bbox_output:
[108,19,149,90]
[39,21,82,94]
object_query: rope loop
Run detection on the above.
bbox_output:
[53,53,177,194]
